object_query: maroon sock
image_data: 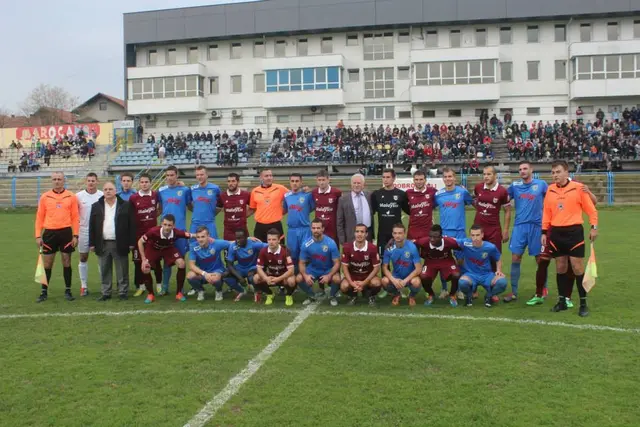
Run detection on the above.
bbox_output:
[449,277,459,296]
[154,262,163,284]
[176,268,185,294]
[536,259,550,297]
[144,273,154,295]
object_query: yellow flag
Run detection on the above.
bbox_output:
[583,243,597,293]
[34,253,48,286]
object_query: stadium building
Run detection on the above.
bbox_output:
[123,0,640,134]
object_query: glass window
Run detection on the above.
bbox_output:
[277,115,289,123]
[607,22,619,41]
[254,74,265,92]
[554,106,568,115]
[297,39,308,56]
[399,111,411,119]
[186,76,197,97]
[175,77,185,97]
[189,119,200,127]
[527,25,539,43]
[279,70,290,85]
[347,34,358,46]
[327,67,339,83]
[131,80,142,100]
[398,31,410,43]
[348,112,361,121]
[426,31,438,48]
[299,114,312,122]
[303,68,314,90]
[577,56,591,79]
[450,30,461,48]
[290,69,302,85]
[232,117,243,126]
[316,67,327,90]
[325,113,338,122]
[592,56,605,79]
[621,55,634,78]
[255,116,267,124]
[364,67,393,98]
[554,24,566,42]
[275,40,286,57]
[448,109,462,117]
[455,62,467,84]
[442,62,454,85]
[482,60,495,83]
[581,106,594,114]
[141,79,152,99]
[635,20,640,39]
[397,66,410,80]
[167,48,177,65]
[422,110,435,118]
[254,41,265,58]
[527,107,540,115]
[146,121,156,128]
[363,33,394,60]
[266,71,277,87]
[348,69,359,82]
[385,106,395,119]
[321,37,333,54]
[208,45,218,60]
[475,29,487,47]
[527,61,539,80]
[165,77,175,98]
[148,50,157,66]
[606,55,619,79]
[188,47,198,64]
[500,62,512,81]
[555,60,566,80]
[166,120,179,128]
[231,75,242,93]
[231,43,242,59]
[198,76,204,96]
[152,78,163,99]
[499,27,511,44]
[580,24,591,42]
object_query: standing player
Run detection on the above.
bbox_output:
[250,169,288,242]
[158,166,192,294]
[371,169,408,257]
[542,160,598,317]
[225,229,268,300]
[254,228,296,306]
[405,170,437,241]
[190,165,221,238]
[283,173,315,270]
[35,172,80,302]
[415,225,461,308]
[312,169,342,243]
[76,172,103,296]
[457,225,508,308]
[340,224,382,307]
[218,173,252,241]
[297,219,341,306]
[117,172,136,201]
[381,223,423,306]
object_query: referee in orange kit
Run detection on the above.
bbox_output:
[542,160,598,317]
[250,169,288,242]
[34,172,81,302]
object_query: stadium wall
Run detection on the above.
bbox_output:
[0,123,115,147]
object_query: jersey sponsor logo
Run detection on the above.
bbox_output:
[442,201,460,208]
[378,202,398,209]
[196,196,209,203]
[411,201,431,209]
[464,241,473,247]
[138,207,155,215]
[316,206,334,212]
[166,197,182,205]
[519,193,536,201]
[226,207,243,213]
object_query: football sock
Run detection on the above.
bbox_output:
[286,285,295,296]
[44,268,52,291]
[422,279,435,297]
[162,266,172,288]
[78,262,88,287]
[63,267,72,290]
[176,268,185,294]
[566,266,576,299]
[368,286,381,297]
[535,260,549,297]
[575,274,587,305]
[225,277,245,294]
[144,274,155,295]
[329,284,339,298]
[154,262,163,285]
[409,285,420,297]
[439,272,448,292]
[297,281,315,297]
[449,276,459,296]
[510,262,521,295]
[213,280,223,292]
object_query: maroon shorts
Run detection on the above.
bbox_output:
[483,227,502,253]
[223,227,248,242]
[420,259,459,281]
[407,228,429,242]
[145,247,181,267]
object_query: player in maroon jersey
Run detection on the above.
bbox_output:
[128,173,162,296]
[254,228,296,306]
[312,169,342,243]
[138,214,191,304]
[340,224,382,307]
[218,173,253,241]
[473,166,511,253]
[406,170,437,241]
[415,224,461,308]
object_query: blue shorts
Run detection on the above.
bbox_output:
[287,226,311,261]
[462,272,498,290]
[307,269,331,280]
[443,229,466,258]
[232,265,256,277]
[190,222,218,240]
[509,223,542,257]
[174,238,189,257]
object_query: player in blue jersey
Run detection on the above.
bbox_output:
[190,165,221,239]
[157,166,192,294]
[225,229,268,301]
[283,173,315,269]
[456,224,507,308]
[297,219,341,306]
[382,223,422,307]
[117,172,136,201]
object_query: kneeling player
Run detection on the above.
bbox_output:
[381,223,423,307]
[297,219,341,306]
[254,229,296,306]
[139,214,190,304]
[340,224,382,307]
[415,225,461,308]
[456,225,507,308]
[225,229,268,301]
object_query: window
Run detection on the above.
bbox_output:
[527,61,540,80]
[499,27,512,44]
[398,111,411,119]
[593,56,605,79]
[426,31,438,47]
[348,112,361,121]
[608,104,622,113]
[415,60,497,86]
[98,102,107,111]
[266,67,341,92]
[232,117,243,126]
[301,114,314,122]
[186,76,197,97]
[152,77,163,98]
[166,120,179,128]
[527,107,540,115]
[500,62,512,81]
[474,109,485,117]
[554,24,566,42]
[145,121,156,128]
[148,50,157,66]
[208,44,218,60]
[321,37,333,54]
[254,41,265,58]
[275,40,286,57]
[450,30,461,48]
[188,46,199,64]
[621,54,634,78]
[254,116,267,124]
[167,48,177,65]
[448,109,462,118]
[364,68,394,99]
[398,31,410,43]
[397,66,410,80]
[254,74,265,92]
[277,115,289,123]
[422,110,435,118]
[364,106,395,121]
[231,75,242,93]
[347,34,358,46]
[476,29,487,47]
[130,76,205,100]
[580,23,591,42]
[297,39,308,56]
[554,106,568,115]
[363,33,394,60]
[606,55,619,79]
[325,113,338,122]
[581,106,594,114]
[209,117,221,125]
[555,60,566,80]
[189,119,200,126]
[635,20,640,39]
[499,108,512,116]
[607,22,619,41]
[231,43,242,59]
[209,77,218,94]
[347,69,359,82]
[527,25,539,43]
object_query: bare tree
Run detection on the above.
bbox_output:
[0,107,10,128]
[19,84,79,125]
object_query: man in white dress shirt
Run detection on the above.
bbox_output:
[76,172,103,296]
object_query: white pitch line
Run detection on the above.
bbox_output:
[0,308,300,320]
[183,303,319,427]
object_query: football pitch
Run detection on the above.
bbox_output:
[1,208,639,427]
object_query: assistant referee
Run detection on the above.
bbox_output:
[35,171,80,303]
[542,160,598,317]
[250,169,288,242]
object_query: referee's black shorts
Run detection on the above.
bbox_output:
[549,225,585,258]
[41,227,75,255]
[254,221,284,244]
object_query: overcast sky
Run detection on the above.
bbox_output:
[0,0,248,113]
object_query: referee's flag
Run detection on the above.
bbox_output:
[35,253,48,287]
[583,243,597,293]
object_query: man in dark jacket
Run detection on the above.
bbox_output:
[89,181,136,301]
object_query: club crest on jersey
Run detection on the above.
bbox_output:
[393,195,398,201]
[152,199,156,204]
[364,255,369,260]
[451,265,456,270]
[532,185,538,191]
[426,195,430,199]
[299,197,305,204]
[247,249,253,255]
[210,248,216,255]
[493,198,498,204]
[322,245,329,252]
[404,251,410,258]
[239,199,244,204]
[277,260,282,264]
[482,252,488,259]
[328,198,333,203]
[207,190,213,196]
[177,191,183,196]
[455,193,461,200]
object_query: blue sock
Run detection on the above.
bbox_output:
[386,284,400,295]
[458,279,472,296]
[187,278,203,292]
[439,272,448,292]
[510,262,521,296]
[330,284,339,297]
[225,277,245,294]
[162,266,172,289]
[214,281,223,292]
[409,286,420,297]
[297,281,315,297]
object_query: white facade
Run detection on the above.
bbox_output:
[126,16,640,135]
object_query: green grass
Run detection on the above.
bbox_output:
[1,208,639,426]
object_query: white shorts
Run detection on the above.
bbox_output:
[78,228,90,254]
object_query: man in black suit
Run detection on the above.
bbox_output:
[336,173,374,246]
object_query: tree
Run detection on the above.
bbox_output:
[0,107,10,128]
[19,84,79,126]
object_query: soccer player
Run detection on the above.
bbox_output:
[225,229,267,301]
[283,173,315,269]
[542,160,598,317]
[76,172,103,296]
[218,173,252,241]
[457,225,508,308]
[35,172,80,302]
[117,172,135,201]
[254,228,296,306]
[186,226,236,302]
[158,166,192,294]
[381,223,422,306]
[190,165,221,238]
[297,219,341,306]
[250,168,288,242]
[406,170,437,241]
[414,225,461,308]
[312,169,342,243]
[340,224,382,307]
[473,166,510,253]
[138,214,190,304]
[371,169,408,257]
